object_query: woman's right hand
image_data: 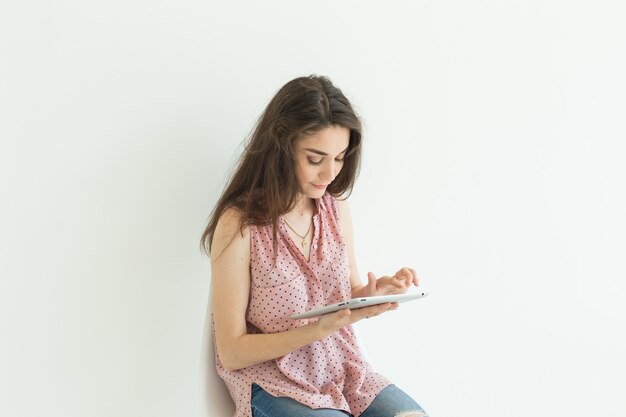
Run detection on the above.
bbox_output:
[314,302,398,337]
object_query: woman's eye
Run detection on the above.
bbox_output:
[308,158,323,166]
[335,158,345,163]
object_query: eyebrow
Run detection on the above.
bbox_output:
[303,146,349,156]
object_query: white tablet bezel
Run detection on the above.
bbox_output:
[289,291,429,320]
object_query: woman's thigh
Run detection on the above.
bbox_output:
[360,385,429,417]
[251,384,350,417]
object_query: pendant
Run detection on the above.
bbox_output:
[302,239,307,248]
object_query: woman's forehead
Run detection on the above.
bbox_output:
[297,126,350,151]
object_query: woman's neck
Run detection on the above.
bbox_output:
[287,195,316,218]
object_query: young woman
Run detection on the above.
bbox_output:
[201,75,428,417]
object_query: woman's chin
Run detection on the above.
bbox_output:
[309,189,326,198]
[298,184,327,200]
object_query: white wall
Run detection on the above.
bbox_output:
[1,1,624,416]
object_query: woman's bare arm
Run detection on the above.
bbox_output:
[336,199,369,296]
[211,208,391,371]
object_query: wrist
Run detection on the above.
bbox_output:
[310,319,331,340]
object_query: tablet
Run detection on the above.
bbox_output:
[289,291,429,320]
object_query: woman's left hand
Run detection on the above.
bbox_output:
[360,267,419,297]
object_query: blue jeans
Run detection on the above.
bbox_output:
[251,383,428,417]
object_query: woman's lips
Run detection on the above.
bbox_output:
[313,184,328,189]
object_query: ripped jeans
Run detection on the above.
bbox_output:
[251,383,428,417]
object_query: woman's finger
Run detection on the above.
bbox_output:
[354,303,393,322]
[367,272,377,293]
[396,273,410,289]
[409,268,419,286]
[397,267,418,287]
[397,268,412,283]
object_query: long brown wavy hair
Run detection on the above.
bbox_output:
[200,74,363,257]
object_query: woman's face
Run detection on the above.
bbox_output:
[294,125,350,199]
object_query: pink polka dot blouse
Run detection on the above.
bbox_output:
[212,193,391,416]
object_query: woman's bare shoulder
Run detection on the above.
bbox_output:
[211,207,251,261]
[335,197,352,219]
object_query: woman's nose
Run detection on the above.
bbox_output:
[321,163,335,181]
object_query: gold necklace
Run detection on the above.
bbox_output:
[283,217,312,248]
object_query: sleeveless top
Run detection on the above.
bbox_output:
[212,193,391,417]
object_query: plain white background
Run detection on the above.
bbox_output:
[1,1,625,416]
